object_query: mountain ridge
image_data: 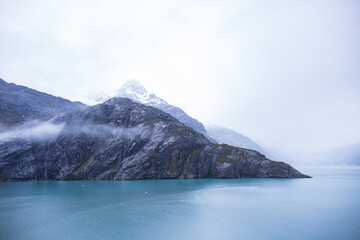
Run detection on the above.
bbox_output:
[0,78,85,127]
[0,78,310,180]
[115,80,276,156]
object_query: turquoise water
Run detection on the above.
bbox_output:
[0,167,359,240]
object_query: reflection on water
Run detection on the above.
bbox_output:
[0,167,359,240]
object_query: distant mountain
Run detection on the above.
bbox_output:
[324,143,360,166]
[204,123,294,163]
[116,79,216,142]
[0,78,85,126]
[204,122,265,153]
[0,78,309,181]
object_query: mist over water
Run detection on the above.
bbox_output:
[0,167,359,240]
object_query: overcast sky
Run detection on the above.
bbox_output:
[0,0,359,164]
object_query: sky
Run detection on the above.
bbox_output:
[0,0,359,164]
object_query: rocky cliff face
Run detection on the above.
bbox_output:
[0,92,309,181]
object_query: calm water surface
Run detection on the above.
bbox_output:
[0,167,359,240]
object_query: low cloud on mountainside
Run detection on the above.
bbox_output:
[0,121,65,142]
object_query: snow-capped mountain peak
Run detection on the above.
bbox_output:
[116,79,167,105]
[118,79,148,95]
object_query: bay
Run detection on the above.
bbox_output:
[0,167,359,240]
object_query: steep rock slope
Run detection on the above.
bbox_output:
[115,79,216,142]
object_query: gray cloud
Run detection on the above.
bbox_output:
[0,0,359,164]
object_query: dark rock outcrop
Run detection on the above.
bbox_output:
[0,94,309,181]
